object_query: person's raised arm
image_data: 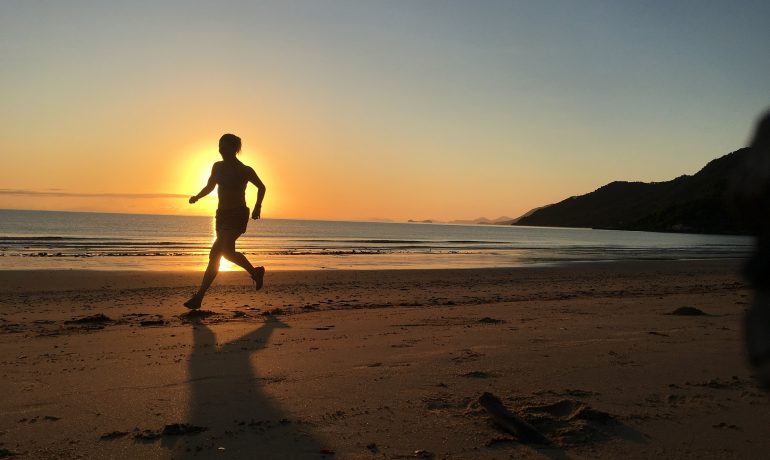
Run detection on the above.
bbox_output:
[189,164,218,204]
[247,167,266,219]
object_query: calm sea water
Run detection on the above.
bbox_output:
[0,209,753,271]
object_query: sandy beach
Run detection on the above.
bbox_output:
[1,259,768,459]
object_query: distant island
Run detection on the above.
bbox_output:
[449,216,516,225]
[513,148,751,235]
[406,216,517,225]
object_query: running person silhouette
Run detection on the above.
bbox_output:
[184,133,266,310]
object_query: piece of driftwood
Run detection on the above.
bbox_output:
[478,392,551,445]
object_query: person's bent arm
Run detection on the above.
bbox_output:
[247,167,266,219]
[189,164,218,204]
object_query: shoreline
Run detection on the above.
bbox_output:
[0,258,750,296]
[0,254,751,273]
[2,258,769,459]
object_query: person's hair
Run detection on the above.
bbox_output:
[220,133,242,154]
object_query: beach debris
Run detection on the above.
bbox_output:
[686,377,744,389]
[0,323,23,333]
[320,447,335,455]
[478,392,551,445]
[478,317,505,324]
[233,310,247,318]
[567,404,612,422]
[451,349,483,363]
[32,319,55,325]
[366,443,378,453]
[461,371,493,379]
[100,431,129,440]
[648,331,670,337]
[0,448,18,458]
[516,398,619,445]
[668,306,708,316]
[161,423,207,436]
[133,429,161,441]
[389,450,435,459]
[712,422,740,430]
[139,319,165,327]
[533,388,598,398]
[133,423,207,441]
[65,313,112,324]
[262,308,284,316]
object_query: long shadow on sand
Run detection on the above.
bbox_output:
[164,316,323,458]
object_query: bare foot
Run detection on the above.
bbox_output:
[184,293,203,310]
[252,266,265,291]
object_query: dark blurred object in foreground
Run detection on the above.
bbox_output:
[733,109,770,386]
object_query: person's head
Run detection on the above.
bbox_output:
[219,133,242,157]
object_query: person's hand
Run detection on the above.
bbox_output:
[189,196,198,204]
[251,206,261,220]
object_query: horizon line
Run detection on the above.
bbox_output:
[0,188,188,199]
[0,207,520,226]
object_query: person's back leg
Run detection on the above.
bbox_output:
[220,231,265,290]
[185,238,224,309]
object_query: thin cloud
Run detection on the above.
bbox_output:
[0,189,188,199]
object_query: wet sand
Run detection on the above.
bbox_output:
[1,260,769,459]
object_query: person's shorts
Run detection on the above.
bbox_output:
[215,206,249,235]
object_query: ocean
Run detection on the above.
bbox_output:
[0,209,754,271]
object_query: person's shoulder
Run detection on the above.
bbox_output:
[241,163,256,175]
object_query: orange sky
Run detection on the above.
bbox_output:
[1,2,767,221]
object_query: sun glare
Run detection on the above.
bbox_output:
[208,218,238,272]
[177,147,219,216]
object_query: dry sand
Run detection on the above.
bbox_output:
[1,260,769,459]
